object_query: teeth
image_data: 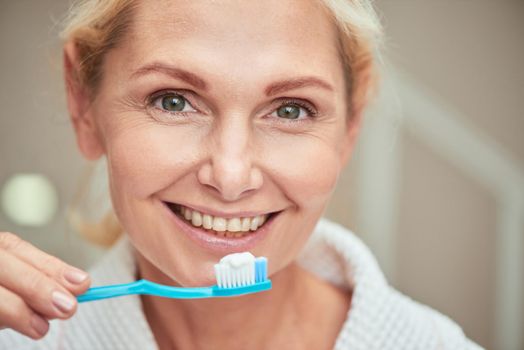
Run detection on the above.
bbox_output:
[202,214,213,229]
[241,218,251,232]
[250,216,261,231]
[249,215,266,231]
[227,218,241,232]
[212,217,227,232]
[191,211,202,227]
[176,204,271,237]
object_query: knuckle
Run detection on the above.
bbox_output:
[0,232,22,251]
[24,272,50,300]
[0,288,44,338]
[10,300,28,319]
[42,254,64,274]
[1,297,28,325]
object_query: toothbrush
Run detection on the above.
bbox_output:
[77,254,271,302]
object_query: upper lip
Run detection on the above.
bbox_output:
[164,201,280,219]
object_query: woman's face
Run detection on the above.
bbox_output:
[73,0,358,286]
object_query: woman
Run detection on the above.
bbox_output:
[0,0,482,349]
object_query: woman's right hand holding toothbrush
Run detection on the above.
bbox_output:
[0,231,91,339]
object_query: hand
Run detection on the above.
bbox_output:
[0,232,91,339]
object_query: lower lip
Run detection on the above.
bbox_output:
[161,202,279,254]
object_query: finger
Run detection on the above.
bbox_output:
[0,249,78,320]
[0,285,49,340]
[0,232,90,295]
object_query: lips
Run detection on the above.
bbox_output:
[161,201,281,253]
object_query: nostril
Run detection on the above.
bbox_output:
[196,163,217,190]
[197,161,263,202]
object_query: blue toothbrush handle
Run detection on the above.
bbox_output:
[77,279,272,302]
[77,280,148,302]
[77,280,213,302]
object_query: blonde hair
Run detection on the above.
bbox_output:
[61,0,138,95]
[62,0,384,246]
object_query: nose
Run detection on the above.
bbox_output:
[197,118,263,202]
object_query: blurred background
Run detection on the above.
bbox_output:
[1,1,523,349]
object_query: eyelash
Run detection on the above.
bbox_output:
[147,90,318,124]
[273,98,318,121]
[148,90,197,117]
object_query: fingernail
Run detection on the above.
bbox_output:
[52,291,76,313]
[30,315,49,337]
[64,268,88,284]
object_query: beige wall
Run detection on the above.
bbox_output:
[0,1,106,266]
[1,1,523,349]
[323,1,524,349]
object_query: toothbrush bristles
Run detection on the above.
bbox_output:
[214,256,268,288]
[255,257,267,283]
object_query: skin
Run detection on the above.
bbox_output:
[63,0,363,348]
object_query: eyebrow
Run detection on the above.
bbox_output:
[131,62,334,96]
[131,63,208,91]
[264,76,334,96]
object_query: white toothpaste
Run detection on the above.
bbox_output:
[214,252,256,287]
[219,252,255,268]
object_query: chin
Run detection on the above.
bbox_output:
[146,251,219,288]
[171,265,217,288]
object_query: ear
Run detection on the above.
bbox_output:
[340,66,374,167]
[63,41,105,161]
[340,103,363,168]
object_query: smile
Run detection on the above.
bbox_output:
[162,201,280,253]
[164,202,278,239]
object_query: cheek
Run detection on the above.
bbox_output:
[258,133,344,274]
[264,134,343,211]
[105,123,204,199]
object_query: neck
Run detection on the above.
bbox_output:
[136,253,344,350]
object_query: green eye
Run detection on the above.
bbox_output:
[161,94,186,112]
[276,104,301,119]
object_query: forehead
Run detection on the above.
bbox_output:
[118,0,343,83]
[131,0,337,46]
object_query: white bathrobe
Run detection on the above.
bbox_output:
[0,218,483,349]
